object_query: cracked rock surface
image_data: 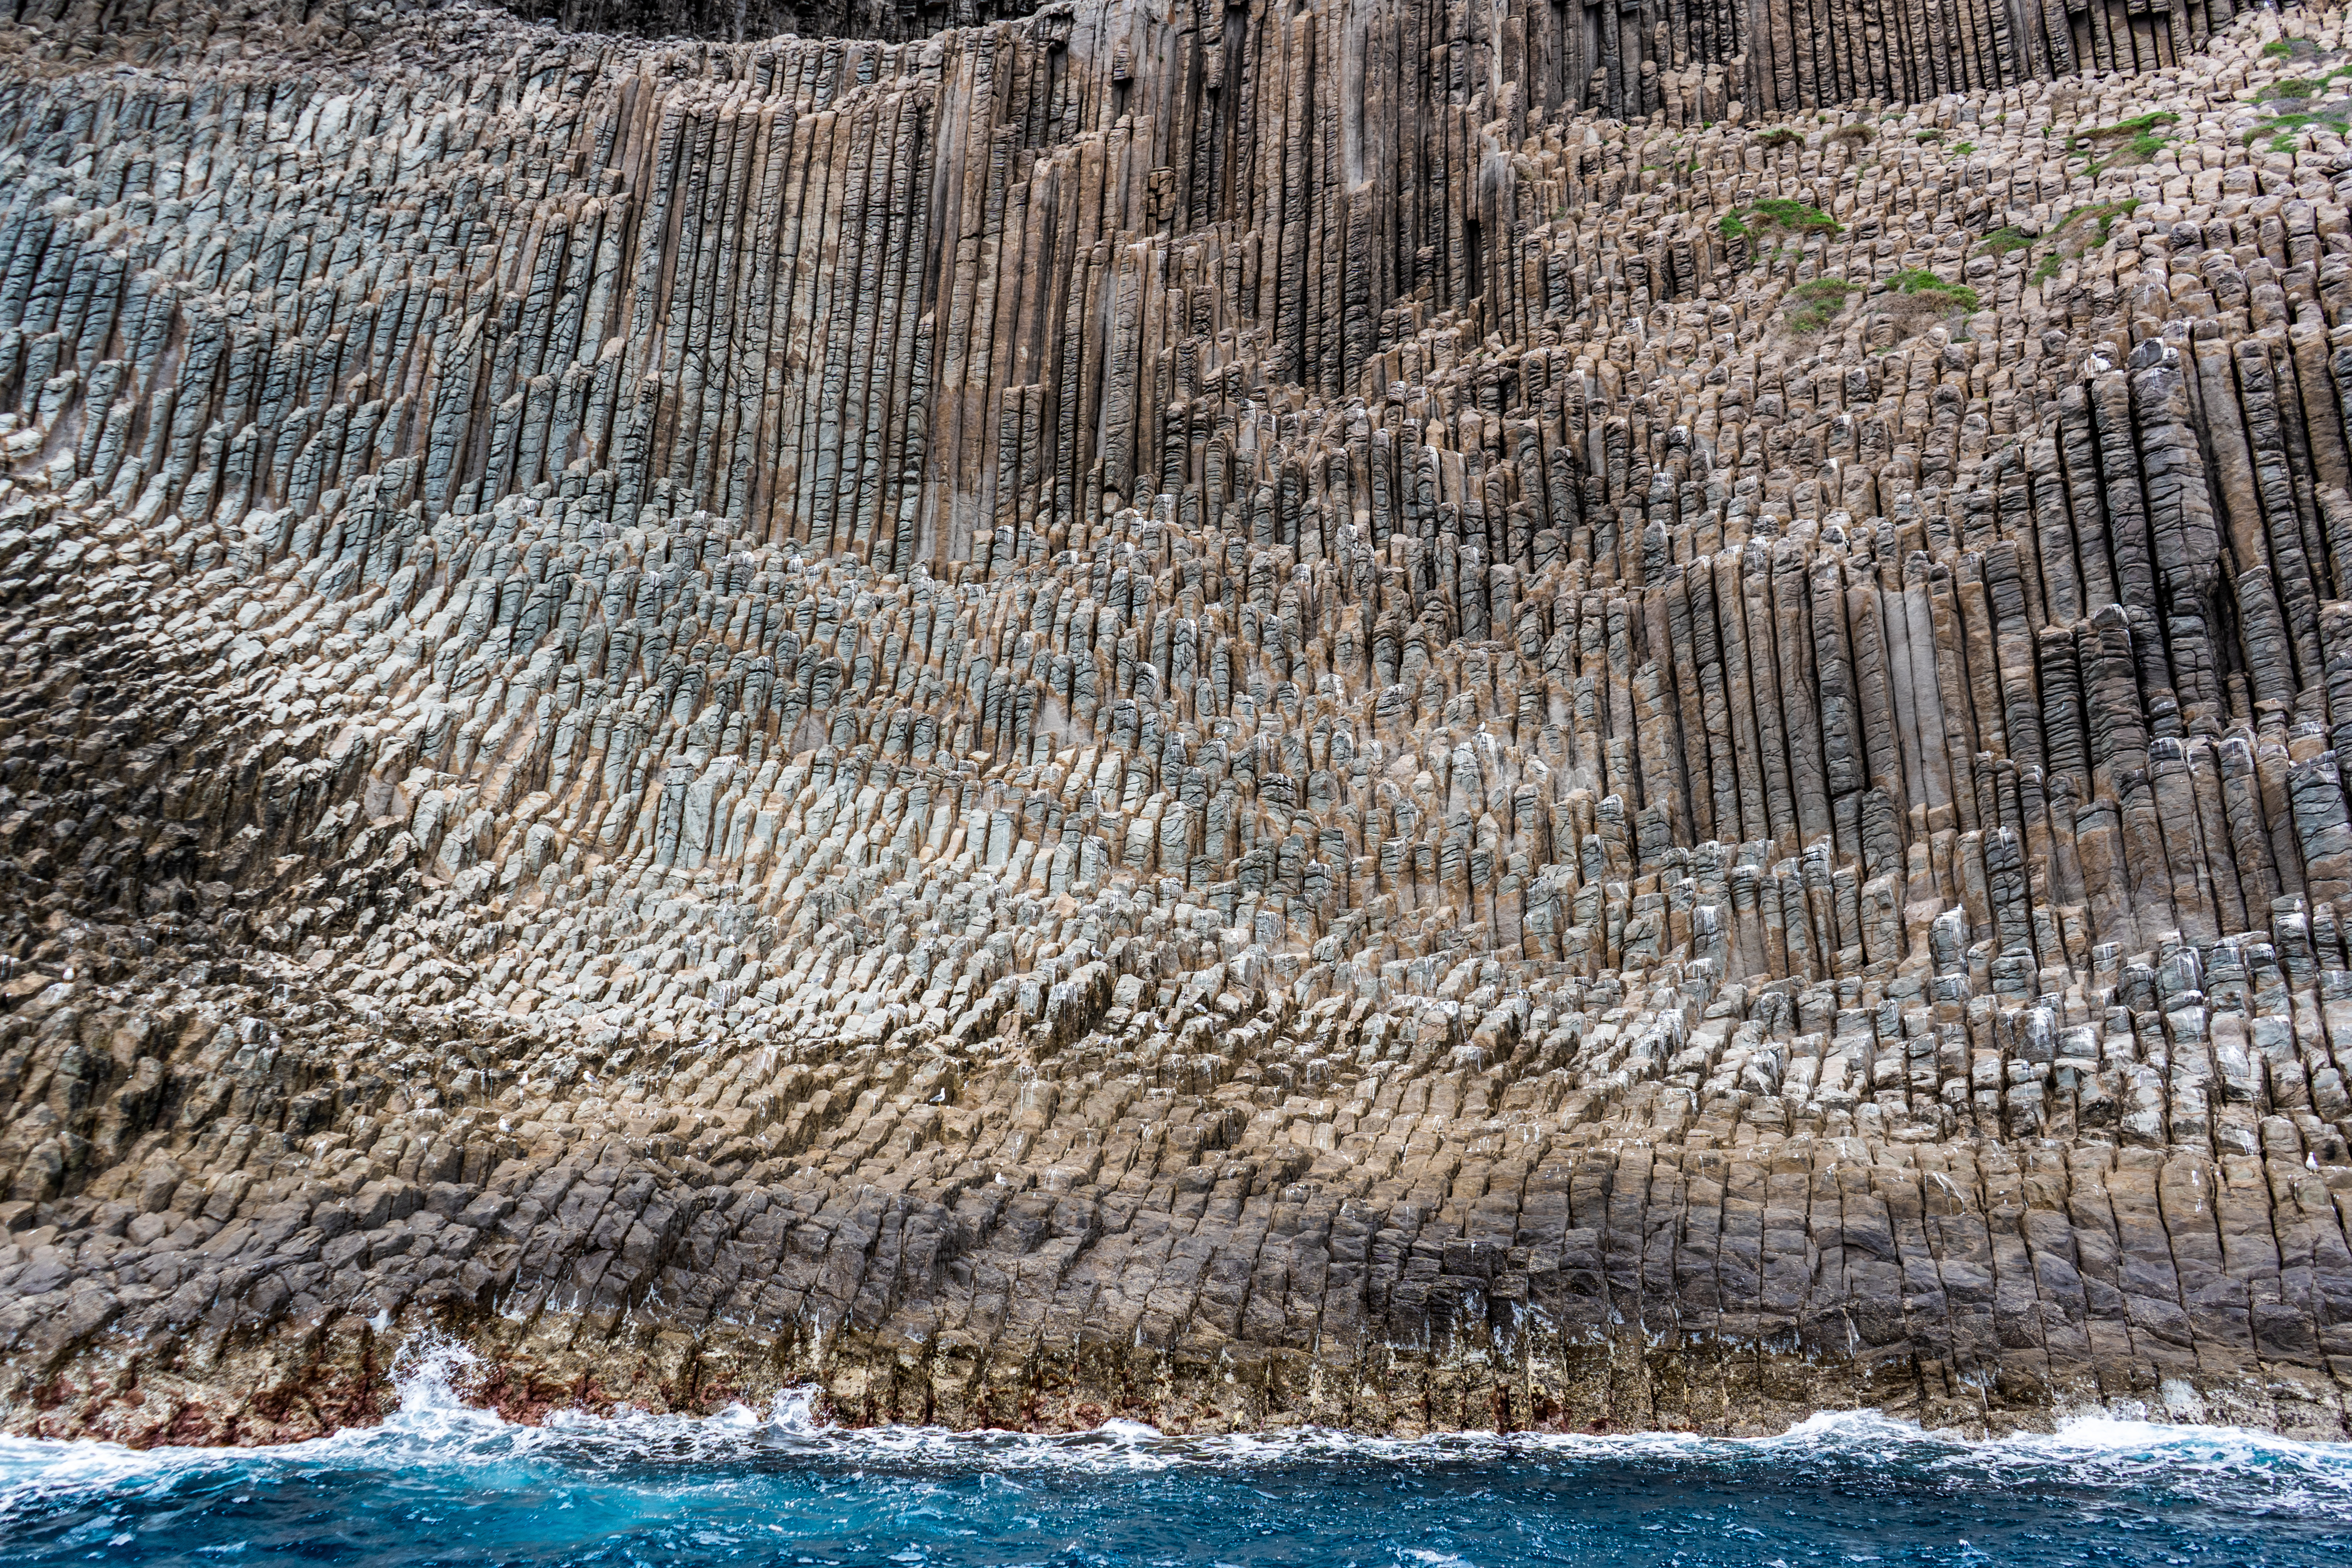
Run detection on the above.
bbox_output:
[3,0,2352,1443]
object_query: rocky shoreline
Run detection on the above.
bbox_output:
[4,0,2352,1444]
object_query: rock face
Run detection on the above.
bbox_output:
[503,0,1043,46]
[2,0,2352,1445]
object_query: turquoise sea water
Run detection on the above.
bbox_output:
[3,1352,2348,1568]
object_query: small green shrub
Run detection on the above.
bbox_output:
[1915,129,1942,142]
[1979,226,2031,258]
[1829,122,1877,144]
[1755,126,1802,148]
[2033,254,2062,284]
[1953,141,1976,154]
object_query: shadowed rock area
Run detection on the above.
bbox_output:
[2,0,2352,1445]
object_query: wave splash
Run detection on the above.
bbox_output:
[2,1347,2349,1568]
[2,1339,2347,1507]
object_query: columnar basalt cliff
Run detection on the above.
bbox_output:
[1,0,2351,1446]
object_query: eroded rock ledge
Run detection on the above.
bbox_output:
[2,0,2352,1444]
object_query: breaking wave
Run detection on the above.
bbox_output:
[2,1342,2348,1566]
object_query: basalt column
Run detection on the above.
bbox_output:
[0,0,2349,1446]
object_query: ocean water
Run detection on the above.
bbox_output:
[3,1349,2348,1568]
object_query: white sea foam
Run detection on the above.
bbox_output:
[1939,1415,2352,1518]
[2,1344,2347,1516]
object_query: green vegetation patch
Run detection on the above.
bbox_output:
[1743,198,1843,234]
[2081,111,2180,139]
[2248,110,2350,145]
[1782,276,1855,333]
[2258,69,2352,100]
[1755,126,1802,148]
[1721,198,1843,246]
[1979,226,2031,258]
[2064,111,2176,175]
[1887,268,1980,313]
[2051,198,2139,250]
[2052,197,2138,231]
[2013,199,2137,276]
